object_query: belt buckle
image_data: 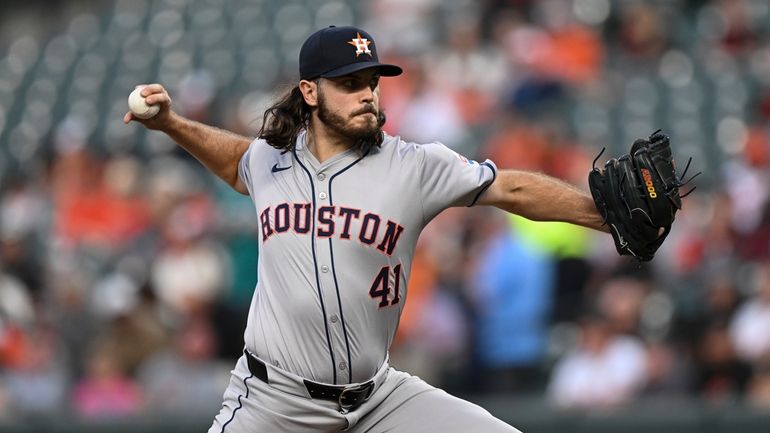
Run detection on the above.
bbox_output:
[338,381,373,413]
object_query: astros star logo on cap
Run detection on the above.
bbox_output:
[347,32,372,57]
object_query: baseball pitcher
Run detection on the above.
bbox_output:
[125,25,691,433]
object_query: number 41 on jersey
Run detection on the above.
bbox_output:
[369,264,402,308]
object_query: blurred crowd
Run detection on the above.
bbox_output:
[1,0,770,422]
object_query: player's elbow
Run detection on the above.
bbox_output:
[220,168,249,195]
[476,171,523,209]
[232,176,250,195]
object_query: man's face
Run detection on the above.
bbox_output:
[316,68,381,139]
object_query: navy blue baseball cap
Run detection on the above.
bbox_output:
[299,26,403,80]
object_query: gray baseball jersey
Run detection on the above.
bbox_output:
[237,130,496,385]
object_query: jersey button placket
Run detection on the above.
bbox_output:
[315,166,348,382]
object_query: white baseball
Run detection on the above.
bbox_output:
[127,86,160,119]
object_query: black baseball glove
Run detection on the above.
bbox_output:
[588,130,699,261]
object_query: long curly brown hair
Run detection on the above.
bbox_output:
[257,84,386,155]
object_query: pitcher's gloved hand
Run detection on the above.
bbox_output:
[588,130,700,262]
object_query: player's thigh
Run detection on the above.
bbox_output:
[355,372,521,433]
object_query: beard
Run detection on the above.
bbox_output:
[317,91,385,153]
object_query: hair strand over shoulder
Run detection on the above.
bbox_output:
[258,86,311,152]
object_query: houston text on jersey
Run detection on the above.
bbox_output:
[259,202,405,256]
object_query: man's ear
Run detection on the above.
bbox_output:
[299,79,318,107]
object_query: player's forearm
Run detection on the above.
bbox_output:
[163,112,252,192]
[483,170,608,232]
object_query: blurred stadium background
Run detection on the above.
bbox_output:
[0,0,769,431]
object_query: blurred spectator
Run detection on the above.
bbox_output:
[390,209,472,389]
[408,285,471,390]
[641,341,692,397]
[0,238,42,300]
[53,152,152,257]
[150,196,230,316]
[137,316,229,415]
[617,3,669,62]
[675,273,740,346]
[723,158,770,237]
[362,0,436,55]
[694,323,751,403]
[482,115,550,171]
[395,64,468,151]
[177,70,216,121]
[211,182,259,306]
[0,326,69,416]
[513,0,604,84]
[427,16,507,125]
[0,178,48,240]
[46,258,103,380]
[0,271,35,369]
[730,261,770,363]
[736,195,770,262]
[0,178,47,297]
[72,345,142,419]
[471,222,553,393]
[88,282,168,376]
[701,192,738,259]
[747,373,770,407]
[547,312,647,408]
[0,272,34,333]
[596,276,649,335]
[713,0,760,56]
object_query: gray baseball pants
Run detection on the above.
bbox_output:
[208,353,522,433]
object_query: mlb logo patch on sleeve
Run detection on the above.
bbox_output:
[454,151,478,166]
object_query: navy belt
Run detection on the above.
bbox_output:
[245,350,373,412]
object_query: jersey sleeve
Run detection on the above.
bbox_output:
[418,141,497,218]
[238,138,261,197]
